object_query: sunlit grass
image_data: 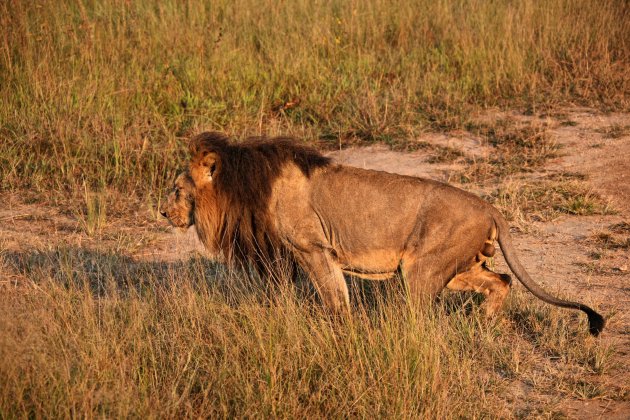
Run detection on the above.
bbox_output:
[0,2,626,416]
[491,178,615,225]
[1,0,628,199]
[0,248,616,418]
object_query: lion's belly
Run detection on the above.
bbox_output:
[335,249,401,280]
[341,269,397,280]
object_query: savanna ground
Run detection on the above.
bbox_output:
[1,1,629,418]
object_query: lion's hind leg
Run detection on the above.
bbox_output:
[400,257,457,310]
[447,264,511,316]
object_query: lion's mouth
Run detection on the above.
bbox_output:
[165,217,191,230]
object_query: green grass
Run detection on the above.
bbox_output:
[456,120,560,183]
[490,177,615,224]
[0,249,617,418]
[1,0,629,200]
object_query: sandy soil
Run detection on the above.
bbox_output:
[1,108,628,417]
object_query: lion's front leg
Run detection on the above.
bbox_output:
[293,248,350,315]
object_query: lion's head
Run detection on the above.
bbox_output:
[160,172,195,230]
[187,131,330,272]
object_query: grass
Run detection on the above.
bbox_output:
[78,184,107,236]
[455,120,560,183]
[0,248,619,418]
[590,223,630,250]
[596,124,630,139]
[426,145,465,164]
[1,1,628,416]
[1,0,629,201]
[490,177,615,224]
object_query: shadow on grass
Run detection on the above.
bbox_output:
[3,245,610,384]
[3,245,576,342]
[2,246,231,297]
[2,246,488,316]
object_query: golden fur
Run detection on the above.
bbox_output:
[164,132,605,336]
[188,132,328,276]
[160,172,195,230]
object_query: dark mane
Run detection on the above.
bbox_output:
[189,132,330,277]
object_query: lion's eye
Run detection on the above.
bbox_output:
[175,188,180,199]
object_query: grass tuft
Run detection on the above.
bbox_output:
[78,184,107,236]
[596,124,630,139]
[490,178,615,224]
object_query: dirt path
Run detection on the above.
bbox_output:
[1,108,629,417]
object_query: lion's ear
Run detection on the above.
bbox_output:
[191,152,220,187]
[202,153,219,181]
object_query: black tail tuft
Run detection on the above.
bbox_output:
[585,308,605,337]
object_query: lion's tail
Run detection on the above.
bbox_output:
[493,212,605,336]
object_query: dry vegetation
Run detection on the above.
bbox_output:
[0,253,619,418]
[1,0,628,199]
[491,177,615,226]
[1,0,629,417]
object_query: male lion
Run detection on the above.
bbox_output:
[160,172,195,231]
[163,131,605,336]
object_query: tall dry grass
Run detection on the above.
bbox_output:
[0,2,625,416]
[1,0,628,200]
[0,248,614,418]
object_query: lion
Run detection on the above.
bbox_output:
[160,172,195,231]
[163,131,605,336]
